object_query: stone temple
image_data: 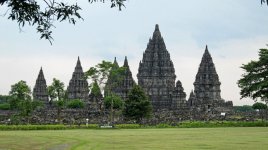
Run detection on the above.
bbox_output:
[67,57,89,101]
[188,46,233,113]
[33,67,49,103]
[137,24,187,110]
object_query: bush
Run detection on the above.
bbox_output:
[114,124,141,129]
[177,121,268,128]
[67,99,85,109]
[0,103,11,110]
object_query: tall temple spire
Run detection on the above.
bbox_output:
[138,24,183,110]
[67,57,89,101]
[33,67,49,102]
[123,56,129,67]
[113,57,119,68]
[75,56,83,72]
[193,45,221,106]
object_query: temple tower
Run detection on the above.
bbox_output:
[137,24,177,110]
[67,57,89,101]
[193,46,222,111]
[191,45,234,113]
[120,56,135,100]
[33,67,49,103]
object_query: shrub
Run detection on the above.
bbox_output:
[0,103,11,110]
[115,124,141,129]
[67,99,85,109]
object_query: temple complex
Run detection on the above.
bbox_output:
[33,67,49,103]
[67,57,89,101]
[137,24,186,110]
[30,24,232,115]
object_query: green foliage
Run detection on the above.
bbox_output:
[238,48,268,103]
[0,124,99,130]
[67,99,85,109]
[114,124,140,129]
[0,95,11,103]
[0,103,10,110]
[104,94,123,110]
[123,85,152,123]
[0,122,268,130]
[85,61,114,90]
[9,80,31,101]
[252,102,267,110]
[233,105,254,112]
[48,78,65,101]
[85,60,126,95]
[17,100,43,118]
[178,121,268,128]
[91,81,102,97]
[9,80,32,110]
[53,99,65,108]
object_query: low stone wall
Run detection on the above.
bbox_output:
[0,108,264,125]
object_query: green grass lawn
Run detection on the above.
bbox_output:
[0,127,267,150]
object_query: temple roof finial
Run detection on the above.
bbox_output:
[113,57,119,68]
[124,56,129,67]
[205,45,208,52]
[155,24,159,31]
[152,24,162,39]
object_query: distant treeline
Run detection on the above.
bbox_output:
[233,105,254,112]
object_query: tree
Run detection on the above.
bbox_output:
[8,80,42,123]
[104,93,123,110]
[67,99,85,109]
[252,102,267,121]
[47,78,65,101]
[123,85,152,123]
[0,0,126,44]
[252,102,268,110]
[9,80,31,109]
[85,60,126,124]
[85,60,126,95]
[238,48,268,104]
[47,78,65,123]
[104,93,123,124]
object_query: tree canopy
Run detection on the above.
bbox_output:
[47,78,65,101]
[0,0,126,44]
[85,60,125,95]
[237,48,268,104]
[123,85,152,123]
[252,102,268,110]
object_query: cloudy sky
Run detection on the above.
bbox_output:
[0,0,268,105]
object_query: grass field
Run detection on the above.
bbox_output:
[0,127,267,150]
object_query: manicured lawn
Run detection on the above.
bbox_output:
[0,127,267,150]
